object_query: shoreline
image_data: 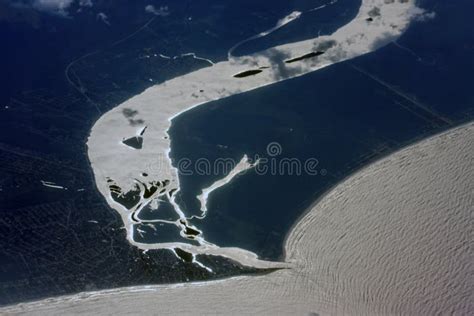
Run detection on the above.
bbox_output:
[281,118,461,260]
[86,0,423,265]
[4,119,473,315]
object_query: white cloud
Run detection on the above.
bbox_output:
[79,0,92,7]
[10,0,93,16]
[97,12,110,25]
[30,0,74,16]
[416,11,436,22]
[145,4,169,17]
[407,7,436,22]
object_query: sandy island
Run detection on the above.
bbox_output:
[2,0,472,314]
[86,0,428,266]
[4,116,473,316]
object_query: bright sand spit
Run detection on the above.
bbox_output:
[86,0,428,264]
[4,122,473,315]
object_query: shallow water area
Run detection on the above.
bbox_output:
[169,0,474,259]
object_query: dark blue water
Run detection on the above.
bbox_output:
[170,0,474,260]
[0,0,472,306]
[0,0,310,104]
[1,0,321,305]
[232,0,362,57]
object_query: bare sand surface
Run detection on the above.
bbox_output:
[5,122,472,315]
[86,0,427,263]
[196,155,257,218]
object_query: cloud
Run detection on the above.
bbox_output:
[415,11,436,22]
[96,12,110,25]
[145,4,169,17]
[79,0,92,7]
[9,0,93,16]
[407,7,436,22]
[29,0,74,16]
[259,48,303,80]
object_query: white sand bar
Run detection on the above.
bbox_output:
[196,154,256,218]
[86,0,427,264]
[6,120,473,315]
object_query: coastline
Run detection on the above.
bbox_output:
[86,0,423,264]
[280,118,462,260]
[4,119,473,315]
